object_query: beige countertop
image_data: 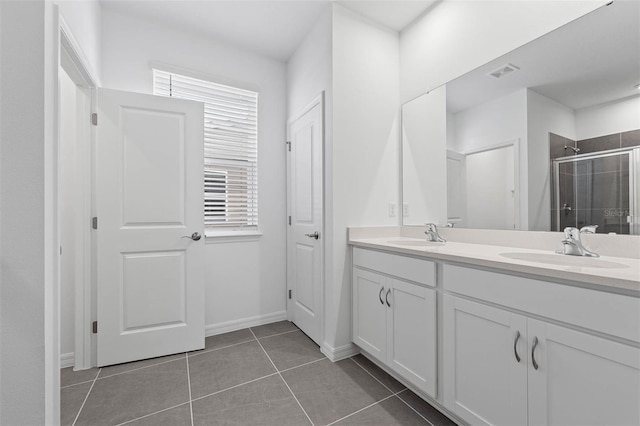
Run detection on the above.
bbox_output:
[349,235,640,296]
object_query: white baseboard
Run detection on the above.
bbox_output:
[321,342,359,362]
[60,352,75,369]
[205,311,288,337]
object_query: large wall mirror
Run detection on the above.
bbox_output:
[402,1,640,234]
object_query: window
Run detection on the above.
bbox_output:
[153,69,259,232]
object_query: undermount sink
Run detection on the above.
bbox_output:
[386,238,444,247]
[499,252,629,269]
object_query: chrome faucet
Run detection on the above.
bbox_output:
[556,226,599,257]
[425,223,446,243]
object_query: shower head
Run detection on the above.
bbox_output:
[564,145,580,154]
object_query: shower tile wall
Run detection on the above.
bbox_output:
[549,130,639,234]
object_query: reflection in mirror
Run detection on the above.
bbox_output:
[402,1,640,233]
[402,86,447,226]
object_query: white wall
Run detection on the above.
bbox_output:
[400,1,605,103]
[575,96,640,140]
[287,5,332,119]
[329,5,400,351]
[56,0,101,83]
[101,8,288,332]
[286,6,334,350]
[1,1,57,423]
[452,89,528,228]
[526,89,576,231]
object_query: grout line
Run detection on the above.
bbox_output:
[60,375,99,390]
[325,393,397,426]
[97,355,186,380]
[71,367,101,426]
[350,357,436,426]
[186,339,256,360]
[115,402,191,426]
[249,328,315,426]
[254,328,300,340]
[190,372,280,404]
[349,356,398,394]
[278,356,326,374]
[99,338,256,382]
[396,389,436,426]
[185,353,195,426]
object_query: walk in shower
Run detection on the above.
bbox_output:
[552,148,639,235]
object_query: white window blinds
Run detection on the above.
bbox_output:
[153,69,259,229]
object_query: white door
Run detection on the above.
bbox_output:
[352,268,387,362]
[96,88,205,366]
[386,279,436,397]
[527,319,640,426]
[443,295,528,426]
[286,96,323,345]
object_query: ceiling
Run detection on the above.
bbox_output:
[100,0,438,62]
[447,0,640,113]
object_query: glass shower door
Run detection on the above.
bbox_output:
[553,149,636,234]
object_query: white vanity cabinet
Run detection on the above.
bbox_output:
[352,248,437,397]
[443,264,640,426]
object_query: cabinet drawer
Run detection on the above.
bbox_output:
[353,248,436,287]
[443,264,640,343]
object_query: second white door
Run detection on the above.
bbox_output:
[286,95,324,345]
[96,88,205,366]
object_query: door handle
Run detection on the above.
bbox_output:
[385,289,391,307]
[182,232,202,241]
[379,287,384,305]
[305,231,319,240]
[531,336,539,370]
[514,331,521,363]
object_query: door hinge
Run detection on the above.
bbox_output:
[92,321,98,334]
[288,216,291,226]
[91,113,98,126]
[92,217,98,230]
[286,141,291,152]
[288,289,292,299]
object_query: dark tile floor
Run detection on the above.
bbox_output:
[61,321,456,426]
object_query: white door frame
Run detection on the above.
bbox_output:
[286,93,325,347]
[58,15,98,370]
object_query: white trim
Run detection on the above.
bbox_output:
[204,230,263,243]
[59,16,100,87]
[58,13,98,372]
[60,353,75,369]
[204,311,287,337]
[321,342,360,362]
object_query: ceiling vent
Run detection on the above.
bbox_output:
[488,63,520,79]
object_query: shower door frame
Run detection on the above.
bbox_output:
[552,147,639,234]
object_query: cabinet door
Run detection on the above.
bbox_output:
[528,319,640,426]
[443,295,528,426]
[352,268,387,362]
[386,278,437,397]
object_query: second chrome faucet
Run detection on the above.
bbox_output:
[556,226,599,257]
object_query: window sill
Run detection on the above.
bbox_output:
[205,230,263,243]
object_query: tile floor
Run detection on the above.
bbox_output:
[61,321,456,426]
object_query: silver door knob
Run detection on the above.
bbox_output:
[305,231,319,240]
[182,232,201,241]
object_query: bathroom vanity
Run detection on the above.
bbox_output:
[349,226,640,426]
